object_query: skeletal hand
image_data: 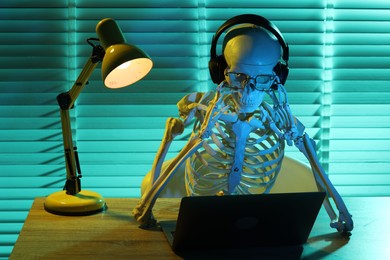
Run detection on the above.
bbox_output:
[331,211,354,233]
[132,203,156,229]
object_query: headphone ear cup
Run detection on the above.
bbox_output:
[273,62,289,85]
[209,55,227,84]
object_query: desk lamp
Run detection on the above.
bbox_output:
[44,18,153,215]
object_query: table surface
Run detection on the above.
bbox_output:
[10,196,390,259]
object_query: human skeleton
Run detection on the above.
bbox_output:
[133,15,353,233]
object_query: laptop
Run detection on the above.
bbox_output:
[160,192,325,252]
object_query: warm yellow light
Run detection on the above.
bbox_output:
[104,57,153,88]
[118,60,131,70]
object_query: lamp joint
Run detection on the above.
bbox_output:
[57,92,73,110]
[91,45,105,63]
[64,177,81,195]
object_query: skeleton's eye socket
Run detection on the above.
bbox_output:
[228,73,247,82]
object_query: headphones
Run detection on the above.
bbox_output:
[209,14,289,86]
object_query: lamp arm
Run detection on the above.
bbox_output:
[57,45,104,195]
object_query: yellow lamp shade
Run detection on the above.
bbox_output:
[102,44,153,88]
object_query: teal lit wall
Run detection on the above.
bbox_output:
[1,1,390,258]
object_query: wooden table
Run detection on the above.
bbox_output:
[10,197,390,259]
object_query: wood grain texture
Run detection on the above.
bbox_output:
[10,198,181,259]
[10,197,390,259]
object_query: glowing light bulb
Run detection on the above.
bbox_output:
[117,61,131,70]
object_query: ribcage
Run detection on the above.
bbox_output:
[185,119,285,196]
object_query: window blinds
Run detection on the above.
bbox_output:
[0,1,69,257]
[328,1,390,196]
[0,0,389,258]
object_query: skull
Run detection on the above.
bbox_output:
[223,25,281,114]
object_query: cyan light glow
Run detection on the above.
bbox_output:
[1,1,390,257]
[0,1,389,197]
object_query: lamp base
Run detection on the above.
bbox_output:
[44,190,106,216]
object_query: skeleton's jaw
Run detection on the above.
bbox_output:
[231,91,264,114]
